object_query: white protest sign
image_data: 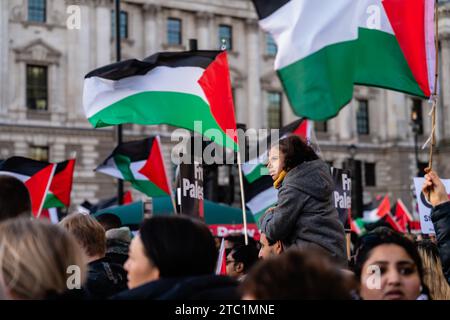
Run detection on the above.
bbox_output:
[413,177,450,234]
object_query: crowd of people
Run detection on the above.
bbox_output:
[0,136,450,300]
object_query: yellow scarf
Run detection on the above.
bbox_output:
[273,170,287,189]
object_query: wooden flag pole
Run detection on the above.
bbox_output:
[426,0,440,173]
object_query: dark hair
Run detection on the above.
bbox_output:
[229,244,259,273]
[0,175,31,222]
[96,213,122,231]
[241,248,353,299]
[353,227,425,284]
[225,234,257,248]
[276,135,318,171]
[139,216,217,278]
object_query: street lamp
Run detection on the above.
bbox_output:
[347,144,363,218]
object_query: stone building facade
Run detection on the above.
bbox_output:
[0,0,449,213]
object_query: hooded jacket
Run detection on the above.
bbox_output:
[431,201,450,285]
[260,159,347,266]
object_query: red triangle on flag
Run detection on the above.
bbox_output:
[49,159,75,207]
[24,164,56,217]
[377,195,391,218]
[138,138,171,195]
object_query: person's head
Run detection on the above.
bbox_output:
[353,227,426,300]
[59,214,107,262]
[124,216,217,289]
[267,135,318,181]
[258,233,283,259]
[224,234,257,250]
[417,240,450,300]
[241,248,353,299]
[96,213,122,231]
[0,175,31,222]
[226,244,259,279]
[0,218,87,299]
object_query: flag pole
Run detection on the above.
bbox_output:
[237,150,249,245]
[115,0,124,205]
[219,38,249,245]
[426,0,439,173]
[37,164,57,219]
[156,136,178,214]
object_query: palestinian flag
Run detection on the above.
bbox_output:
[215,238,227,276]
[363,194,391,222]
[0,157,56,217]
[351,217,366,236]
[245,174,278,224]
[43,159,76,209]
[252,0,436,120]
[394,198,414,232]
[83,51,238,150]
[96,137,172,198]
[242,118,313,184]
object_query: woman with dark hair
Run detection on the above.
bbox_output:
[112,216,238,300]
[260,135,346,266]
[353,227,430,300]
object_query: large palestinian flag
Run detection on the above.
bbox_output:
[252,0,436,120]
[96,137,171,198]
[43,159,76,209]
[243,119,312,222]
[0,157,56,217]
[83,51,238,150]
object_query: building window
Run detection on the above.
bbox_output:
[267,92,282,129]
[412,99,424,135]
[315,121,328,133]
[30,146,49,162]
[26,65,48,111]
[28,0,46,23]
[364,162,376,187]
[266,33,277,56]
[167,18,182,45]
[112,11,129,39]
[218,25,232,51]
[356,99,370,135]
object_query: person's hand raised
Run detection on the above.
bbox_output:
[422,170,449,207]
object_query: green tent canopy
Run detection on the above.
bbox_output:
[93,197,256,226]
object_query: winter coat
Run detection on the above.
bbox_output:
[431,201,450,285]
[260,159,347,266]
[84,257,128,299]
[111,275,239,300]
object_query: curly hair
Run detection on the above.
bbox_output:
[274,135,319,171]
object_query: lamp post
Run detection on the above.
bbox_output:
[347,144,363,218]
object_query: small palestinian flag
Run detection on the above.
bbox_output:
[44,159,76,209]
[394,198,414,231]
[83,51,238,151]
[363,195,391,222]
[242,118,312,184]
[252,0,436,120]
[96,137,171,198]
[0,157,56,217]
